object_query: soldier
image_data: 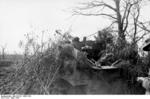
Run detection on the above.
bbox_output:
[143,38,150,51]
[137,39,150,95]
[72,37,85,51]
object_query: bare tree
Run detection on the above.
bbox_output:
[125,2,148,48]
[131,2,141,45]
[0,45,7,60]
[73,0,143,47]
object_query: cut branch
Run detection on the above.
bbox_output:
[138,22,150,32]
[123,4,133,32]
[136,32,149,42]
[73,11,117,19]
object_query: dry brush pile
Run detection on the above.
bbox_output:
[0,41,63,94]
[0,29,148,94]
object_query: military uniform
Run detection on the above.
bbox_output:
[138,39,150,95]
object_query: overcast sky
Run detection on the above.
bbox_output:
[0,0,150,54]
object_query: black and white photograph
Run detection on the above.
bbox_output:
[0,0,150,96]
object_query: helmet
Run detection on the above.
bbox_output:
[143,38,150,51]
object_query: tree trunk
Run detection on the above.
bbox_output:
[2,48,5,60]
[115,0,126,47]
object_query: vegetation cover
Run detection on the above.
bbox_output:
[1,0,150,94]
[0,28,149,94]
